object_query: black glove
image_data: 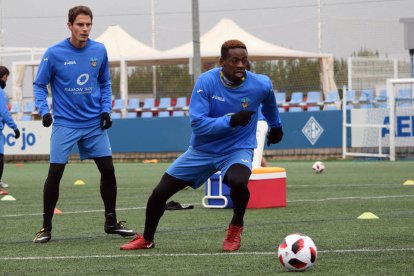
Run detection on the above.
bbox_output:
[14,129,20,139]
[266,127,283,146]
[42,113,53,127]
[100,112,112,130]
[230,110,255,127]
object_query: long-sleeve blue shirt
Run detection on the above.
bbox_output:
[189,68,282,154]
[33,38,112,128]
[0,89,17,131]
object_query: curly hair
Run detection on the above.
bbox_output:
[221,40,247,59]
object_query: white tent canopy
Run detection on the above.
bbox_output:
[156,18,337,93]
[95,25,162,100]
[161,18,330,60]
[95,25,161,62]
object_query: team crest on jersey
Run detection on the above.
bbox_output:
[241,97,250,109]
[90,57,98,67]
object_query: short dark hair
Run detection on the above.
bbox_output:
[0,66,9,79]
[221,40,247,59]
[68,6,93,24]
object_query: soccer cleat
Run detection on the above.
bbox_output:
[104,221,135,237]
[120,234,155,250]
[0,188,8,195]
[0,181,8,188]
[223,224,243,251]
[33,228,52,243]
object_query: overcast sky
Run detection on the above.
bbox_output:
[1,0,414,59]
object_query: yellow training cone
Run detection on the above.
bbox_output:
[1,195,16,201]
[74,179,85,186]
[403,180,414,186]
[357,212,379,219]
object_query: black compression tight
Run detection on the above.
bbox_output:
[143,163,251,241]
[0,154,4,180]
[224,163,251,226]
[42,163,65,231]
[42,156,117,231]
[95,156,117,222]
[143,173,191,241]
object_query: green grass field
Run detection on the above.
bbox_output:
[1,160,414,275]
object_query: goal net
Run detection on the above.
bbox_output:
[347,57,411,91]
[343,78,414,161]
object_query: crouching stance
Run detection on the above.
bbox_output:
[120,40,283,251]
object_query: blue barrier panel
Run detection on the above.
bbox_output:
[72,111,343,154]
[108,117,191,152]
[266,110,342,149]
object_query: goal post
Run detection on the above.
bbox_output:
[342,85,391,160]
[342,78,414,161]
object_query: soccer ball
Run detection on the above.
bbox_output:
[277,233,318,272]
[312,161,325,174]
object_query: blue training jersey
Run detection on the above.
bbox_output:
[33,38,112,128]
[0,89,17,131]
[189,67,282,154]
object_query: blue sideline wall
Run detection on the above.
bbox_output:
[104,110,342,153]
[10,109,413,155]
[108,117,192,152]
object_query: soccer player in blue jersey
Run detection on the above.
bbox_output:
[121,40,283,251]
[32,6,135,243]
[0,66,20,190]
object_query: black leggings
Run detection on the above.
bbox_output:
[224,163,251,226]
[143,163,251,241]
[42,156,117,230]
[0,154,4,180]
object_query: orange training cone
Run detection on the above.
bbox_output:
[54,208,62,214]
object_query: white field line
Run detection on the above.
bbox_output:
[0,206,146,218]
[288,194,414,202]
[1,248,414,261]
[291,183,399,188]
[2,194,414,218]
